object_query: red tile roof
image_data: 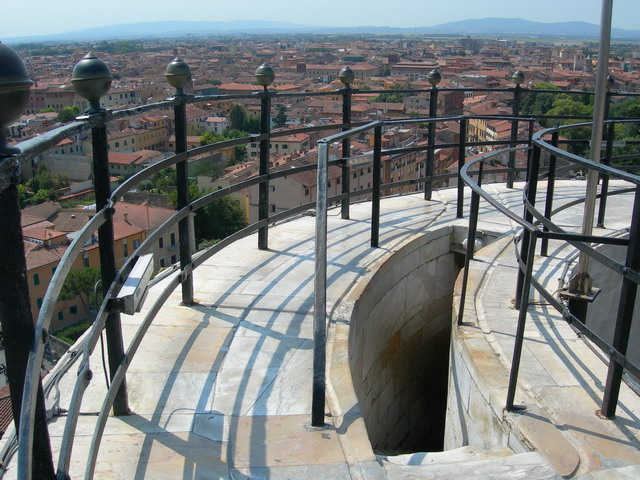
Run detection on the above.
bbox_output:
[25,243,68,270]
[111,202,176,231]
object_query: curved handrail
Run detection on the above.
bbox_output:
[459,147,537,231]
[458,118,640,418]
[532,120,640,186]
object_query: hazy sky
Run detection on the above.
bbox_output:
[3,0,638,39]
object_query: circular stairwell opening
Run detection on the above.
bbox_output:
[348,226,465,453]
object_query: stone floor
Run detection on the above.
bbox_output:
[2,180,639,479]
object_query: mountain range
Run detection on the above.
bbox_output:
[6,18,640,43]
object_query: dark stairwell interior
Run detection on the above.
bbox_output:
[348,226,466,454]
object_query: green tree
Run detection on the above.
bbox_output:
[17,183,30,208]
[22,163,71,206]
[58,105,81,123]
[58,267,102,314]
[229,104,246,131]
[610,97,640,138]
[370,92,404,103]
[520,82,559,117]
[150,168,177,194]
[224,129,248,140]
[30,189,57,204]
[194,195,247,245]
[56,173,70,188]
[201,131,225,145]
[244,117,260,134]
[168,183,201,210]
[274,105,288,128]
[232,145,247,165]
[203,129,249,166]
[225,129,250,165]
[545,96,593,127]
[193,162,223,178]
[544,96,594,155]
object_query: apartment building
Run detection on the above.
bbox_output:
[247,154,344,222]
[391,61,440,81]
[22,209,146,331]
[102,150,164,177]
[103,88,142,108]
[110,202,194,271]
[248,132,311,158]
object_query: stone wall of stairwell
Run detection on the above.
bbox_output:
[444,236,527,455]
[348,226,458,453]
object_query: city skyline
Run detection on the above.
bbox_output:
[3,0,639,41]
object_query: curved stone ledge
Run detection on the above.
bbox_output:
[447,229,640,478]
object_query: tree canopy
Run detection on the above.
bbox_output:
[274,105,288,128]
[229,104,247,131]
[58,267,102,314]
[520,82,559,117]
[200,129,249,166]
[194,195,247,247]
[58,105,81,123]
[20,163,70,208]
[520,85,640,160]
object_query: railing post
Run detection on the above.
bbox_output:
[425,69,441,200]
[597,83,615,228]
[506,229,538,411]
[508,71,525,188]
[601,185,640,418]
[525,119,535,181]
[457,161,484,326]
[339,67,354,220]
[93,116,132,416]
[457,117,467,218]
[0,42,56,479]
[255,64,275,250]
[166,57,194,305]
[597,122,614,228]
[371,124,382,247]
[457,172,481,326]
[312,140,329,427]
[515,144,541,310]
[541,131,559,256]
[72,53,130,416]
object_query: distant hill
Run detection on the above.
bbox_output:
[423,17,637,38]
[5,18,640,43]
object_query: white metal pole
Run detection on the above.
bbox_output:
[577,0,613,278]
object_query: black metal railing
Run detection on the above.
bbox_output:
[1,51,640,479]
[457,118,640,418]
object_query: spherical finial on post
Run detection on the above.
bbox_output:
[255,63,275,91]
[71,52,112,113]
[0,41,33,153]
[427,69,442,88]
[165,57,192,96]
[338,66,355,87]
[512,70,525,87]
[606,75,615,91]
